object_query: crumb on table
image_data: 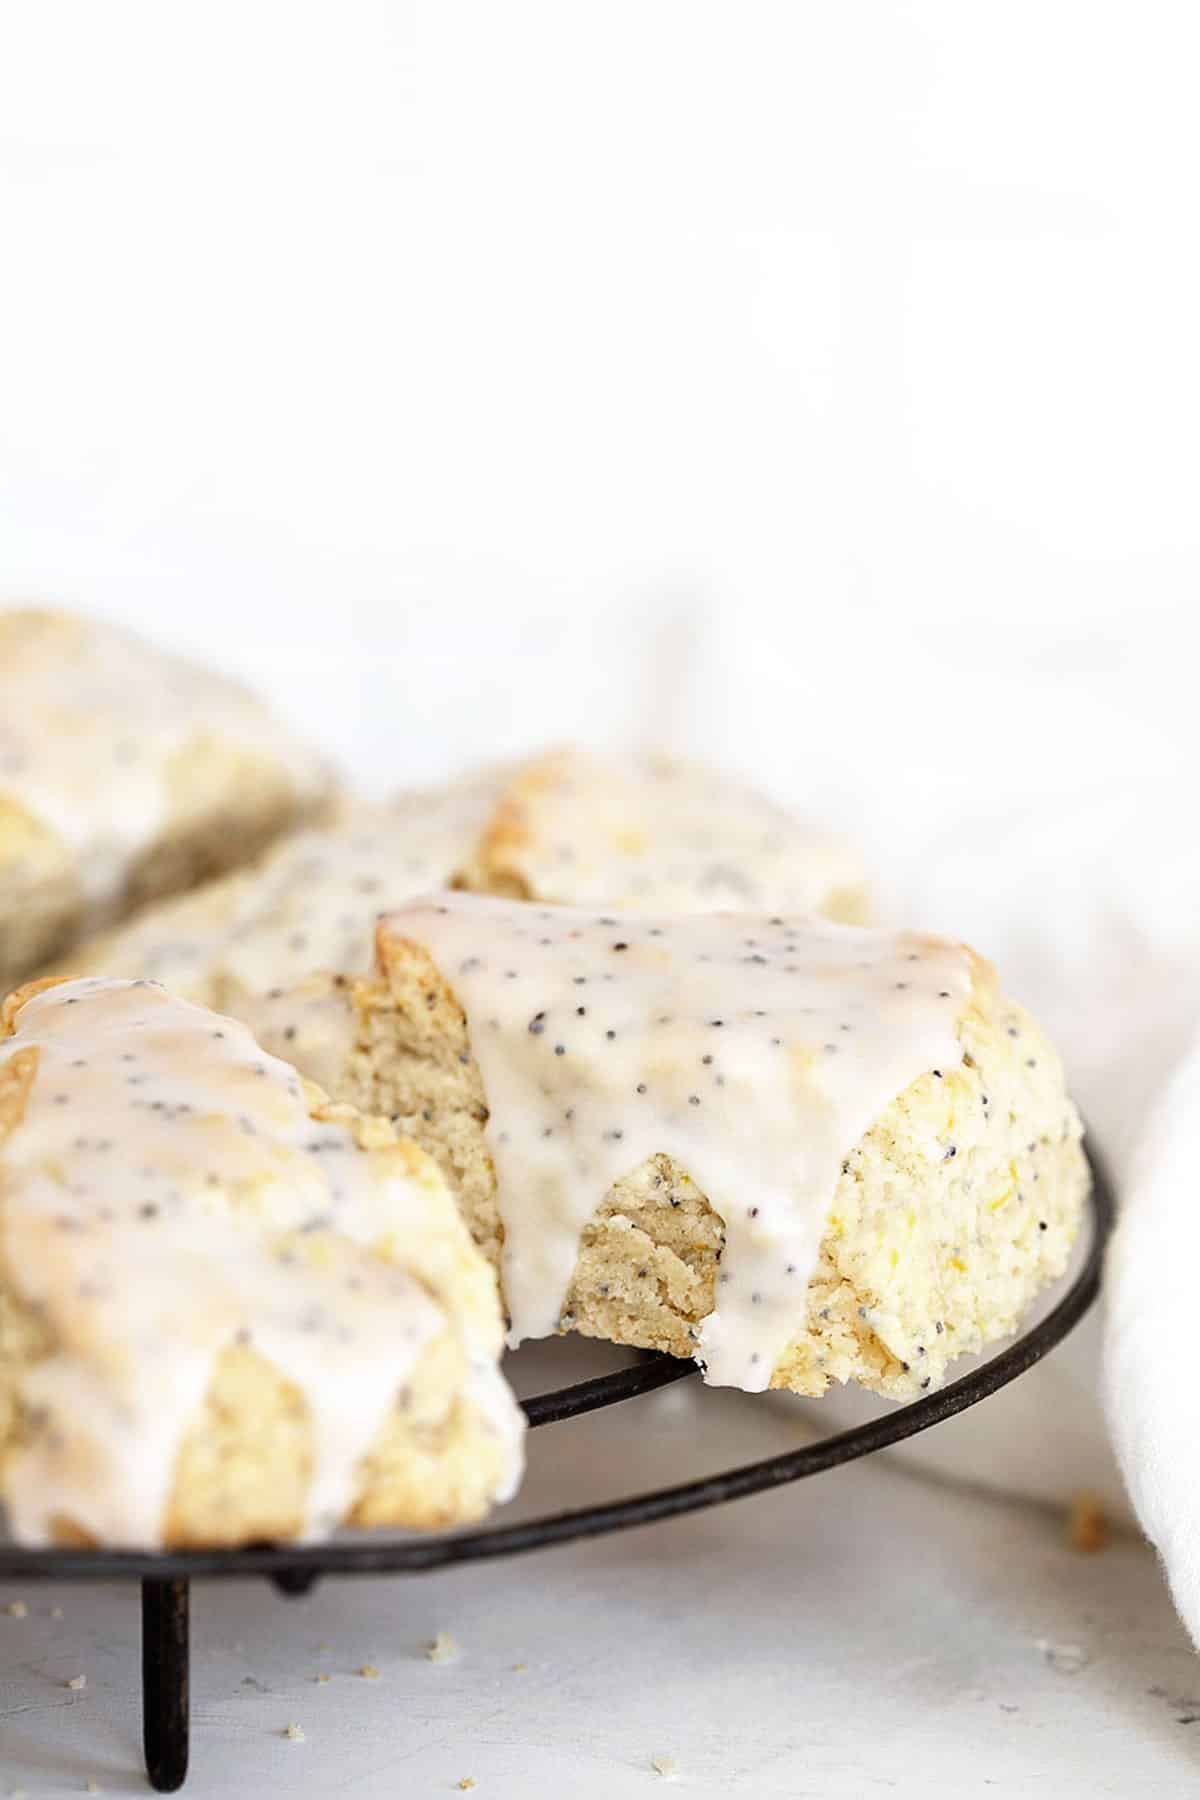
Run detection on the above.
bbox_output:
[1036,1637,1090,1675]
[1067,1492,1109,1553]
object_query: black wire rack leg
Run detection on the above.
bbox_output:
[141,1577,190,1792]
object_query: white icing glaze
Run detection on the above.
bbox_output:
[243,977,362,1100]
[386,893,974,1391]
[0,978,509,1548]
[219,782,501,1001]
[90,786,504,1098]
[81,781,502,1006]
[490,750,866,914]
[462,1359,526,1506]
[0,611,329,918]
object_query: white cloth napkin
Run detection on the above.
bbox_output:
[1105,1043,1200,1643]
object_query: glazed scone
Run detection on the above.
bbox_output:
[0,976,524,1549]
[255,895,1088,1400]
[62,749,868,1019]
[457,747,871,922]
[64,774,507,1009]
[0,608,337,992]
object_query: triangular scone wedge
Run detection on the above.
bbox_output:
[54,749,870,1014]
[0,608,338,991]
[61,773,507,1008]
[0,977,523,1550]
[243,896,1088,1401]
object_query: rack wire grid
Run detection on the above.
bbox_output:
[0,1144,1113,1791]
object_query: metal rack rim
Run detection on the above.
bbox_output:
[0,1144,1112,1791]
[0,1142,1113,1585]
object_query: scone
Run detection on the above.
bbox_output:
[0,608,337,991]
[65,774,506,1008]
[62,748,868,1015]
[458,747,870,920]
[0,976,524,1549]
[247,894,1088,1400]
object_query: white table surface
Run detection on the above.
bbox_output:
[1,1338,1194,1800]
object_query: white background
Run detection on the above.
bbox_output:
[2,5,1200,1794]
[3,2,1199,1129]
[2,4,1197,809]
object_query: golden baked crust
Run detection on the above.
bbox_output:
[0,977,522,1548]
[0,608,338,993]
[252,920,1087,1401]
[456,747,872,922]
[0,795,84,991]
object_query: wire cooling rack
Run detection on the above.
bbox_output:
[0,1145,1114,1792]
